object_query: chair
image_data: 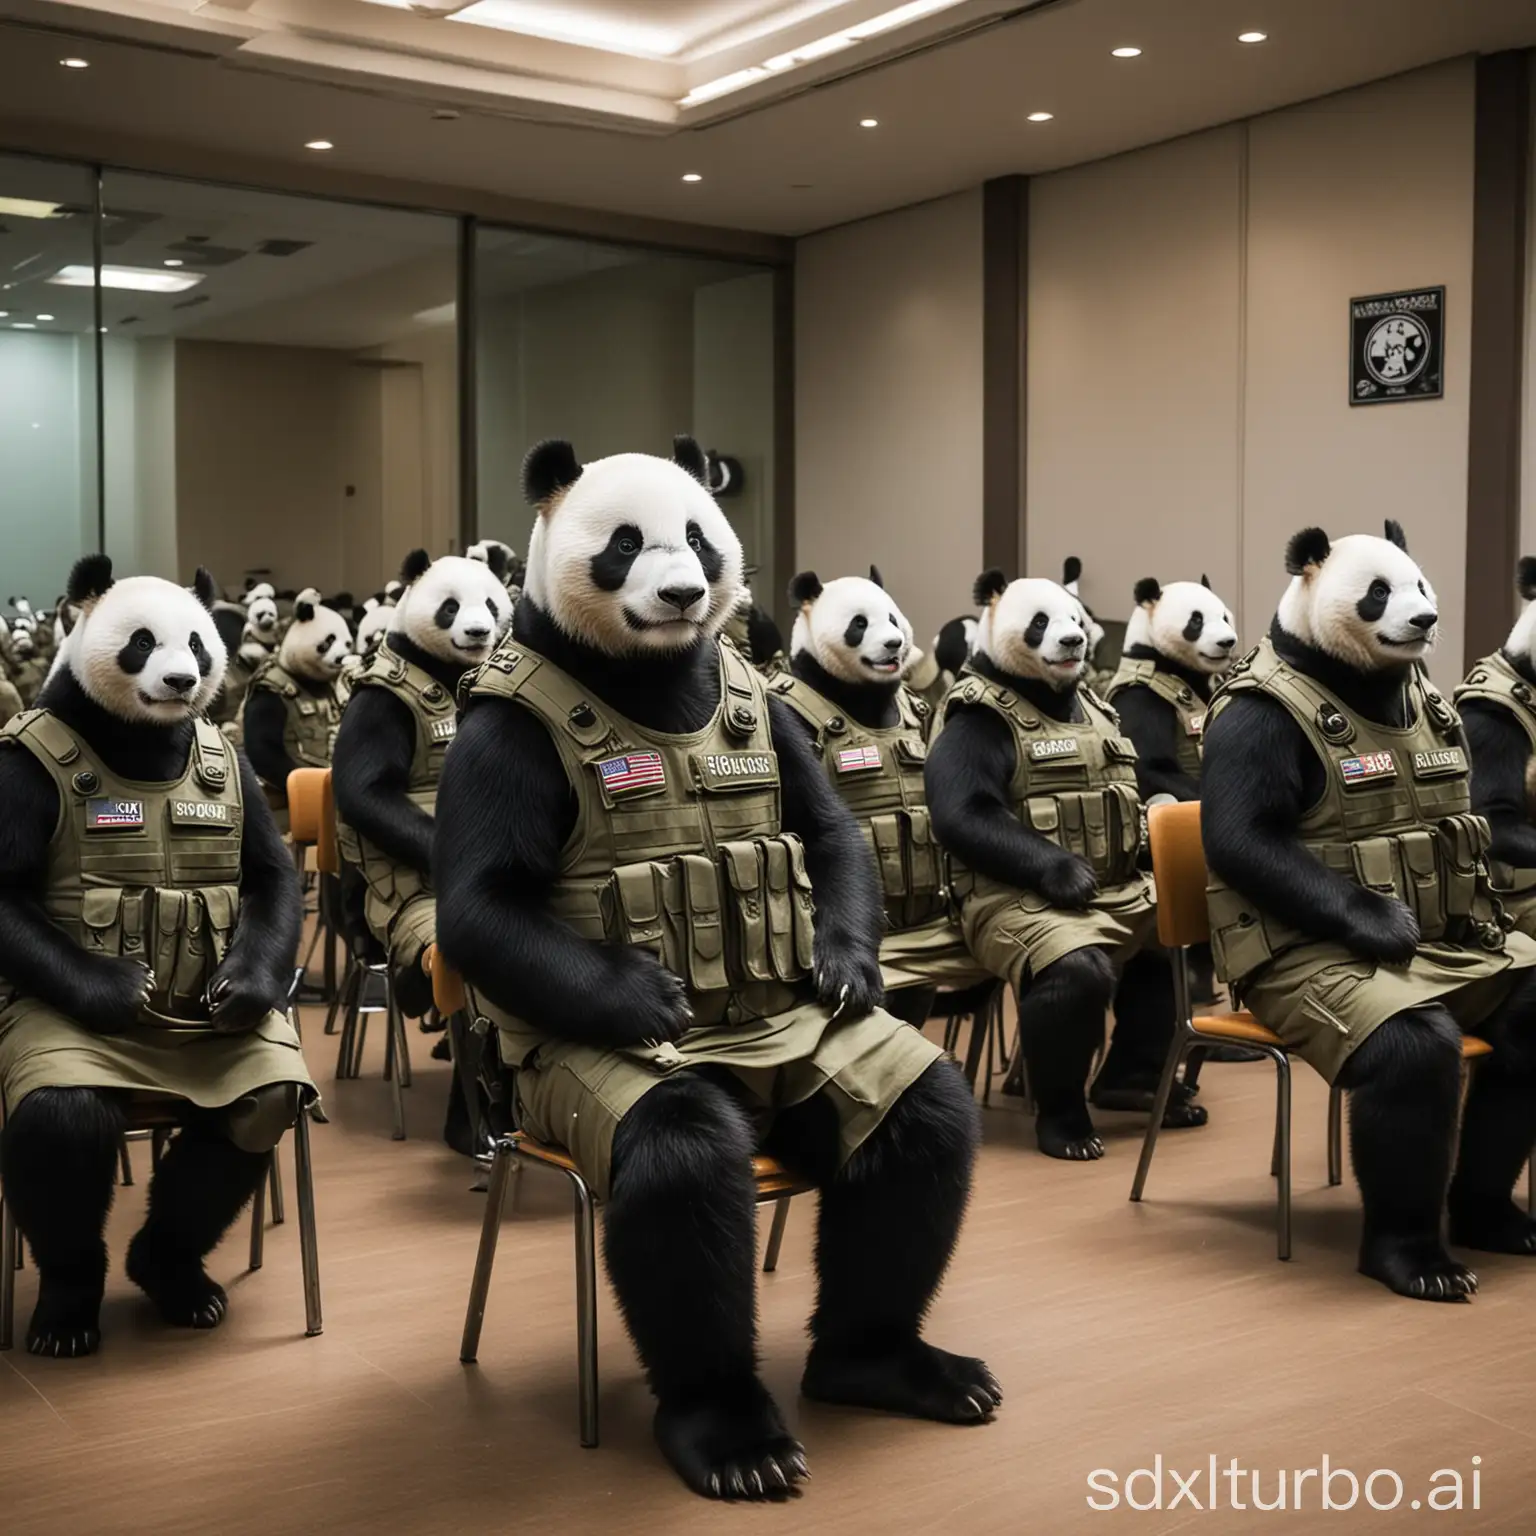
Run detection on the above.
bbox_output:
[939,980,1010,1104]
[1129,801,1496,1260]
[291,768,410,1140]
[428,946,811,1449]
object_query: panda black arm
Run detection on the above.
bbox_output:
[768,697,885,1015]
[0,748,150,1031]
[333,688,433,875]
[242,689,298,789]
[434,698,690,1048]
[1462,700,1536,870]
[926,705,1099,908]
[1113,686,1199,803]
[207,752,304,1030]
[1201,694,1419,962]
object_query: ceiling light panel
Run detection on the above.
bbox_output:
[49,265,206,293]
[449,1,696,57]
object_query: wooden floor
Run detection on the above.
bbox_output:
[6,1005,1536,1535]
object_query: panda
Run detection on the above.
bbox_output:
[467,538,524,594]
[0,555,309,1356]
[434,437,995,1502]
[925,571,1205,1160]
[241,588,352,824]
[1062,555,1117,692]
[722,571,788,675]
[1201,521,1536,1300]
[354,597,395,660]
[1105,576,1238,805]
[332,550,512,1022]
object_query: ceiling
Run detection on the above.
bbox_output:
[0,0,1531,238]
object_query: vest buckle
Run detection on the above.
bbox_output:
[1317,706,1355,745]
[726,704,757,739]
[72,770,99,794]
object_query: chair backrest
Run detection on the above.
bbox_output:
[1147,800,1211,948]
[286,767,339,873]
[425,944,468,1015]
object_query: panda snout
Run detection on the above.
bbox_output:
[1408,610,1438,633]
[657,584,706,614]
[1215,635,1236,651]
[461,623,491,643]
[882,635,904,653]
[1057,632,1085,653]
[161,672,198,696]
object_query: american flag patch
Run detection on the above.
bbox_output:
[1187,713,1206,737]
[598,751,666,797]
[835,744,882,774]
[87,798,145,829]
[1339,751,1396,784]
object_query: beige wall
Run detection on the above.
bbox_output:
[1027,61,1476,684]
[795,189,985,649]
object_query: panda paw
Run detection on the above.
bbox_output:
[26,1271,106,1359]
[602,946,693,1046]
[655,1383,807,1502]
[813,941,884,1020]
[207,964,276,1033]
[1448,1197,1536,1256]
[1037,856,1099,912]
[1359,1231,1477,1301]
[81,957,155,1034]
[126,1231,231,1329]
[1344,890,1420,964]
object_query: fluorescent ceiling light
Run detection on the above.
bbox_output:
[1027,111,1053,122]
[1238,31,1267,43]
[12,322,36,330]
[59,57,89,69]
[0,197,62,220]
[859,118,879,128]
[1111,45,1142,57]
[164,259,184,267]
[847,0,962,39]
[49,264,206,293]
[681,173,703,183]
[680,68,770,107]
[35,313,54,321]
[305,140,334,151]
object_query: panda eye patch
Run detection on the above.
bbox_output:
[591,523,647,592]
[685,520,724,583]
[117,627,158,677]
[134,630,155,653]
[1182,611,1205,643]
[1357,578,1392,624]
[843,614,869,648]
[434,597,461,630]
[1023,611,1050,649]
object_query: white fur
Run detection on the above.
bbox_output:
[976,578,1089,691]
[792,576,913,685]
[244,593,279,644]
[390,554,511,666]
[278,588,352,682]
[243,582,274,607]
[1124,580,1239,676]
[1277,534,1438,671]
[69,575,227,724]
[526,451,742,656]
[356,603,395,657]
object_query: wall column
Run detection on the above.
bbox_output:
[982,175,1028,577]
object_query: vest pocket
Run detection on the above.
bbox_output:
[1207,887,1275,983]
[904,808,945,897]
[1349,837,1399,900]
[1437,814,1488,922]
[1398,829,1444,939]
[680,854,729,993]
[610,863,668,963]
[785,837,816,977]
[720,841,774,982]
[763,838,796,979]
[80,886,127,959]
[151,889,190,1008]
[868,814,907,897]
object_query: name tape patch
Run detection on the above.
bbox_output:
[170,800,231,826]
[87,798,145,830]
[430,717,457,743]
[1412,747,1464,778]
[1030,738,1081,761]
[835,744,882,775]
[1339,751,1397,785]
[697,751,778,792]
[597,751,666,798]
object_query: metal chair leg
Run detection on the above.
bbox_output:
[333,958,362,1080]
[1130,1026,1191,1202]
[293,1108,323,1337]
[1327,1084,1344,1187]
[118,1138,134,1187]
[269,1150,286,1226]
[387,981,407,1142]
[249,1160,267,1272]
[763,1196,791,1274]
[461,1138,518,1364]
[1274,1051,1293,1261]
[322,952,353,1036]
[571,1170,599,1449]
[0,1198,15,1350]
[1528,1152,1534,1219]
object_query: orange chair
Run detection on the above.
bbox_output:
[427,945,811,1448]
[1130,801,1494,1260]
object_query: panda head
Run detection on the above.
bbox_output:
[1125,576,1238,676]
[1062,556,1106,661]
[277,588,352,682]
[355,599,393,659]
[1502,558,1536,665]
[1276,520,1438,672]
[788,566,913,685]
[521,435,741,657]
[973,569,1089,691]
[242,581,274,608]
[245,593,279,643]
[62,555,226,725]
[390,549,511,667]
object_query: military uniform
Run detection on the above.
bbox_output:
[0,711,313,1120]
[461,637,940,1199]
[1454,652,1536,936]
[771,673,990,994]
[335,640,453,983]
[211,642,270,736]
[903,649,953,722]
[933,672,1157,991]
[722,607,788,682]
[245,658,345,831]
[1105,656,1206,783]
[1206,638,1536,1082]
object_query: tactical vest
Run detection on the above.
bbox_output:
[0,711,243,1027]
[932,669,1145,888]
[465,638,815,1057]
[770,673,945,929]
[1105,656,1206,781]
[249,658,344,791]
[1454,651,1536,900]
[335,639,457,920]
[1207,637,1503,988]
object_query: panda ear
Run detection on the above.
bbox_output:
[67,554,115,607]
[788,571,823,608]
[1384,518,1409,553]
[1285,527,1331,576]
[191,568,217,611]
[484,543,510,581]
[1517,558,1536,602]
[1201,573,1212,590]
[294,586,321,624]
[672,434,709,485]
[973,569,1007,608]
[1062,556,1082,586]
[869,564,884,589]
[523,439,583,507]
[1133,577,1161,607]
[400,548,432,585]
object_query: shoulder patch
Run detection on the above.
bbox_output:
[86,797,145,830]
[1338,751,1397,786]
[595,750,666,799]
[834,744,882,774]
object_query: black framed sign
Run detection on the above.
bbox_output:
[1349,286,1444,405]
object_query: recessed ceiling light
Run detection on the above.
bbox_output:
[59,57,89,69]
[49,264,205,293]
[0,198,62,220]
[1027,111,1054,122]
[164,259,184,268]
[860,118,879,128]
[1238,30,1268,43]
[12,322,36,330]
[305,140,334,151]
[682,172,703,183]
[1111,46,1142,58]
[35,314,54,322]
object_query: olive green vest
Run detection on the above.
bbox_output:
[931,670,1145,889]
[1207,637,1504,989]
[248,658,344,791]
[0,710,243,1027]
[770,673,945,929]
[1105,656,1206,781]
[1454,650,1536,899]
[335,639,456,927]
[465,638,814,1061]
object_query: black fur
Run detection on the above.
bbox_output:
[590,525,645,592]
[67,553,114,606]
[1062,557,1082,586]
[1181,610,1205,644]
[1384,518,1408,552]
[401,548,432,585]
[294,596,316,624]
[933,616,973,678]
[432,598,460,631]
[1133,577,1161,606]
[788,571,823,608]
[241,689,298,791]
[1285,527,1331,576]
[1518,557,1536,601]
[1113,644,1215,803]
[191,568,217,610]
[117,628,155,677]
[973,569,1007,607]
[790,651,901,730]
[483,543,510,582]
[689,522,724,585]
[1463,670,1536,870]
[869,564,884,589]
[744,604,785,665]
[672,434,708,485]
[524,439,582,504]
